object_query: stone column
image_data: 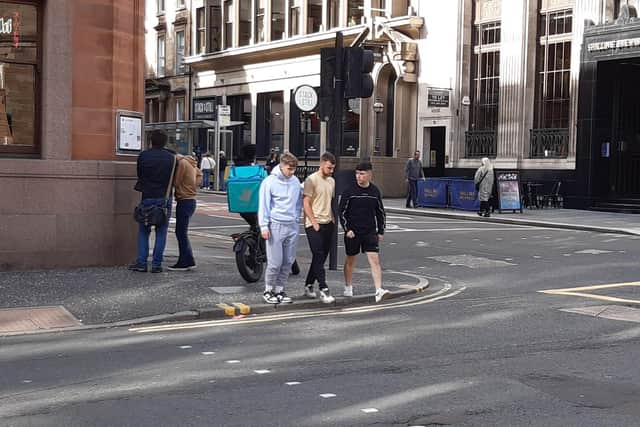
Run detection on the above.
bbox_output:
[569,0,602,159]
[496,0,530,163]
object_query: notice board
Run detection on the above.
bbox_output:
[497,171,522,213]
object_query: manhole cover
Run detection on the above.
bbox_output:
[209,286,248,294]
[0,306,81,334]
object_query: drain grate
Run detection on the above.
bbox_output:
[0,306,81,334]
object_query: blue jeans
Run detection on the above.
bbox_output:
[175,199,196,266]
[136,198,172,268]
[219,170,226,191]
[202,169,211,189]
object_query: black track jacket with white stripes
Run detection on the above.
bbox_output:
[338,183,386,236]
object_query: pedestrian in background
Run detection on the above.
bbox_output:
[200,152,215,190]
[265,149,279,173]
[169,154,202,271]
[474,157,495,218]
[258,152,303,304]
[339,161,390,302]
[218,151,228,191]
[129,130,176,273]
[404,150,424,208]
[302,152,336,304]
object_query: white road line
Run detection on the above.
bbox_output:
[285,382,301,386]
[226,360,241,364]
[361,408,379,413]
[320,393,336,398]
[179,345,192,349]
[201,351,215,355]
[254,370,270,374]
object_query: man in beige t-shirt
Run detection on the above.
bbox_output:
[303,152,336,304]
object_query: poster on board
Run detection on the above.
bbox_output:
[497,171,523,213]
[116,110,144,155]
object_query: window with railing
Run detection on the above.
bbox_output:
[531,7,572,158]
[466,18,500,158]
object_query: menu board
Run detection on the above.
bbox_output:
[497,171,522,213]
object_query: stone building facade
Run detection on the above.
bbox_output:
[0,0,144,270]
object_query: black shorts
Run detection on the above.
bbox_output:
[344,232,379,256]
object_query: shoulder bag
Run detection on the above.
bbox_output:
[134,155,177,227]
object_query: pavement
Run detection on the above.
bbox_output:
[1,195,638,336]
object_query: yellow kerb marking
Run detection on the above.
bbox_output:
[232,303,251,315]
[539,281,640,305]
[217,303,236,316]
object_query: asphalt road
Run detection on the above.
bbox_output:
[1,193,640,426]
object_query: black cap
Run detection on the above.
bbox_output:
[355,161,372,171]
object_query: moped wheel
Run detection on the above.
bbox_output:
[235,238,264,283]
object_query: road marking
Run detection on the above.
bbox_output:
[539,281,640,305]
[285,382,301,386]
[254,370,270,374]
[574,249,613,255]
[320,393,336,398]
[130,281,464,334]
[226,360,241,364]
[361,408,379,413]
[179,345,192,349]
[560,305,640,323]
[429,255,516,268]
[201,351,215,355]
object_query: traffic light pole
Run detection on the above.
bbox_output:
[328,31,343,271]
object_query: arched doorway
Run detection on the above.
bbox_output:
[374,64,397,157]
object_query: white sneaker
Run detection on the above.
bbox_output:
[375,288,390,303]
[319,288,335,304]
[343,285,353,297]
[304,285,317,299]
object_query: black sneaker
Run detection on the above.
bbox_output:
[150,266,164,273]
[167,263,196,271]
[263,291,279,304]
[128,263,147,272]
[276,292,293,304]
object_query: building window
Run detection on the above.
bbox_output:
[308,0,322,33]
[469,21,500,131]
[272,0,285,41]
[196,7,206,54]
[177,0,185,9]
[239,0,251,45]
[157,0,164,14]
[209,2,222,52]
[327,0,339,29]
[175,97,185,121]
[228,94,252,158]
[257,92,284,157]
[157,34,166,77]
[534,8,572,129]
[0,1,40,154]
[348,0,363,26]
[175,30,185,74]
[256,0,266,43]
[290,0,301,36]
[372,0,386,18]
[223,0,233,49]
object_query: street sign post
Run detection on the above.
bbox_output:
[294,85,319,179]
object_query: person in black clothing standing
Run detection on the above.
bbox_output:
[338,161,390,302]
[129,130,176,273]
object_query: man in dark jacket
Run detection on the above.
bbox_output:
[404,150,424,208]
[129,130,176,273]
[338,161,390,303]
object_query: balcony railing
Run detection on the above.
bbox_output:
[529,128,569,158]
[465,130,497,158]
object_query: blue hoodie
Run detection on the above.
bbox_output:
[258,164,303,232]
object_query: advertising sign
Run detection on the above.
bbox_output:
[427,89,450,108]
[115,110,143,154]
[192,97,217,120]
[496,171,523,213]
[217,105,231,127]
[294,85,318,112]
[417,178,448,208]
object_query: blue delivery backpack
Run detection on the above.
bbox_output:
[227,165,268,213]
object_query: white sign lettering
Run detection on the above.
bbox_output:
[588,37,640,52]
[294,85,318,112]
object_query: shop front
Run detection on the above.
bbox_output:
[576,17,640,209]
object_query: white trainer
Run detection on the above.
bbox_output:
[375,288,390,303]
[304,285,317,299]
[319,288,335,304]
[343,285,353,297]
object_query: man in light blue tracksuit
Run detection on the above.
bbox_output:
[258,152,303,304]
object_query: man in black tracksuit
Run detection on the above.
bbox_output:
[338,161,390,303]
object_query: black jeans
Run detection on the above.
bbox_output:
[175,199,196,266]
[406,180,418,207]
[304,222,335,290]
[479,200,490,215]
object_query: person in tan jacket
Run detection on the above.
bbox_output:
[169,154,203,271]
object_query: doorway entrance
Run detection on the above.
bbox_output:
[422,126,446,177]
[596,59,640,199]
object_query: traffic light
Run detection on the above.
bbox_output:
[344,47,374,99]
[320,47,336,120]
